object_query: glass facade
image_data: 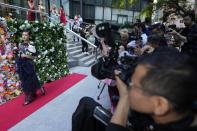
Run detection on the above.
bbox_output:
[0,0,63,20]
[0,0,149,23]
[69,0,147,24]
[0,0,27,18]
[0,0,46,19]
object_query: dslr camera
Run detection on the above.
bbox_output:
[91,22,137,84]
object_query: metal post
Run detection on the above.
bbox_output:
[111,0,112,22]
[47,0,50,17]
[102,0,104,22]
[139,0,142,19]
[132,8,134,23]
[195,0,197,21]
[80,0,83,17]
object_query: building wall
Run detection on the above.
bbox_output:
[196,0,197,19]
[62,0,69,16]
[0,0,28,19]
[68,0,147,24]
[94,7,141,24]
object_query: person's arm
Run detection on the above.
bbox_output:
[141,45,154,54]
[110,70,130,126]
[169,31,187,43]
[106,123,130,131]
[106,70,131,131]
[101,39,109,57]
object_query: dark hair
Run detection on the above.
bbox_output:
[168,24,177,30]
[138,47,197,113]
[134,23,146,33]
[60,5,64,9]
[150,23,166,33]
[184,11,195,22]
[22,29,30,35]
[147,34,167,47]
[145,17,151,24]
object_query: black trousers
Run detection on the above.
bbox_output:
[72,97,106,131]
[82,41,88,52]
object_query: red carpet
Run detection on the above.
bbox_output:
[0,73,86,131]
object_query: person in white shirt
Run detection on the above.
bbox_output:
[78,15,83,25]
[128,23,147,48]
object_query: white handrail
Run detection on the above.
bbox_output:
[0,2,47,15]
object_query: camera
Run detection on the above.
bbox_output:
[95,22,121,48]
[91,22,137,85]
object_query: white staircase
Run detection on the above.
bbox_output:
[66,34,101,68]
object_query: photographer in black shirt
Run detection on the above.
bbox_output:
[169,11,197,57]
[72,47,197,131]
[107,48,197,131]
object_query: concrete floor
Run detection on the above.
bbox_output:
[9,67,111,131]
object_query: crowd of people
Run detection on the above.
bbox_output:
[27,0,67,25]
[72,10,197,131]
[1,1,197,130]
[71,16,99,55]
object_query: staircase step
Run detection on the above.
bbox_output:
[80,54,96,63]
[69,49,82,56]
[68,59,78,68]
[84,59,96,67]
[72,53,87,59]
[67,45,82,52]
[67,42,81,48]
[65,32,102,67]
[70,48,97,58]
[67,41,81,45]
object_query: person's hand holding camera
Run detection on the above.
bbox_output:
[168,30,187,43]
[133,44,143,56]
[141,45,154,54]
[101,39,110,57]
[114,70,128,99]
[110,70,130,127]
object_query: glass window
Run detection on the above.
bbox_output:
[0,0,28,19]
[84,0,95,4]
[112,0,126,9]
[95,0,103,6]
[104,0,112,7]
[84,5,95,19]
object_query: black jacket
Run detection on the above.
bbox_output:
[106,114,197,131]
[181,23,197,55]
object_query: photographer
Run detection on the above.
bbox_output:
[128,23,148,50]
[169,11,197,58]
[119,29,129,48]
[107,48,197,131]
[72,47,197,131]
[128,34,168,57]
[150,23,166,36]
[140,34,168,55]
